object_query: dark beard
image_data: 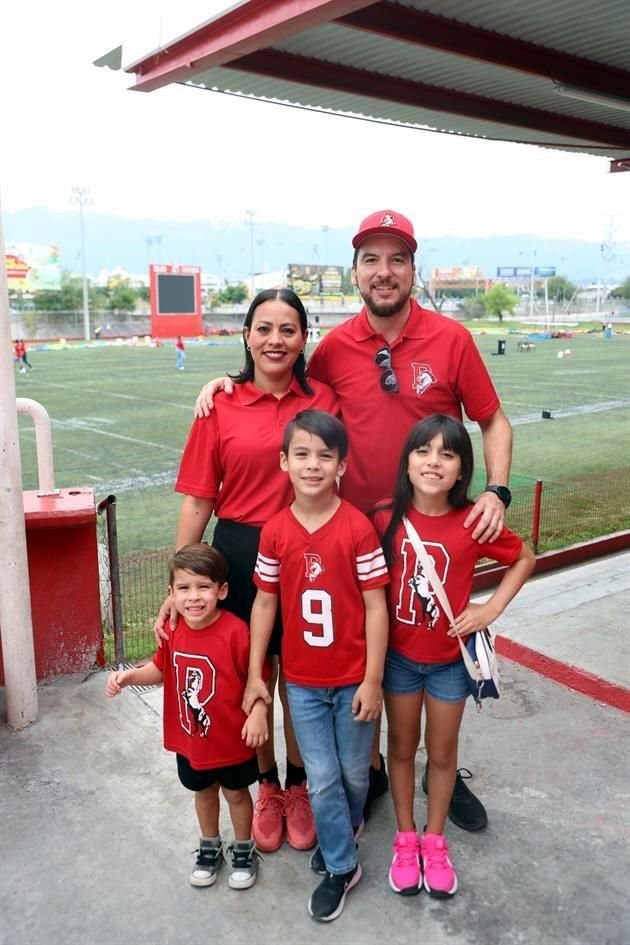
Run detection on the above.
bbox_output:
[361,288,410,319]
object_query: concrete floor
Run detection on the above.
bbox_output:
[1,554,629,945]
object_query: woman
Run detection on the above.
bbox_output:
[159,289,338,855]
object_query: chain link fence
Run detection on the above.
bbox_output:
[98,467,630,665]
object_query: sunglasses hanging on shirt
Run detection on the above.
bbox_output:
[374,344,399,393]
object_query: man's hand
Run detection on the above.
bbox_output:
[242,677,272,715]
[463,491,505,543]
[194,376,235,419]
[352,680,383,722]
[153,595,177,647]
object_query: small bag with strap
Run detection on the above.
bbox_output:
[402,516,500,707]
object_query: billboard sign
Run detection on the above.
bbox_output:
[6,243,61,291]
[497,266,533,278]
[535,267,556,277]
[287,264,343,297]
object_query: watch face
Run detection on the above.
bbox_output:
[488,485,511,507]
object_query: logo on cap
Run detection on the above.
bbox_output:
[380,213,396,227]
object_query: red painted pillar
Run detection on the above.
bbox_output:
[0,488,103,682]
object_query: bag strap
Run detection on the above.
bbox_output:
[402,515,481,681]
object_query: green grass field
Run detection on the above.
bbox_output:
[15,327,630,560]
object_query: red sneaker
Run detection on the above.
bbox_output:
[284,783,317,850]
[252,781,285,852]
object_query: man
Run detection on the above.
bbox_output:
[305,210,512,831]
[196,209,513,831]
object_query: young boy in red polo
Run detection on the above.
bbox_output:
[107,543,268,890]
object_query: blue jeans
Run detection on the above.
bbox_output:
[286,683,375,875]
[176,348,185,369]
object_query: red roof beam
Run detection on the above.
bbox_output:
[126,0,374,92]
[338,5,630,101]
[234,49,630,148]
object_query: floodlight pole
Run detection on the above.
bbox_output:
[245,210,256,300]
[529,250,537,320]
[71,186,91,341]
[0,189,39,729]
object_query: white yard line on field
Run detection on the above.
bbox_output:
[49,418,182,454]
[465,399,630,432]
[23,378,194,411]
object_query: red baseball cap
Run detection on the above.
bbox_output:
[352,209,417,254]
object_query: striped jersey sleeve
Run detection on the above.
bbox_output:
[356,546,388,584]
[253,522,281,593]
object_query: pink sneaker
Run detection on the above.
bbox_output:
[388,831,422,895]
[420,832,458,898]
[284,783,317,850]
[252,781,285,852]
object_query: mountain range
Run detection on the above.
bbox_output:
[4,207,628,284]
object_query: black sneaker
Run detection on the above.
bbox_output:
[310,824,363,875]
[227,840,259,889]
[362,753,389,821]
[308,864,362,922]
[422,763,488,832]
[190,838,223,887]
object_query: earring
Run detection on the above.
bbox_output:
[246,345,251,351]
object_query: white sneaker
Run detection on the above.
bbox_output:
[227,840,258,889]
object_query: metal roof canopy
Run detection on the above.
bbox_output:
[123,0,630,169]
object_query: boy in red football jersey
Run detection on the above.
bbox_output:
[106,544,268,890]
[244,410,389,922]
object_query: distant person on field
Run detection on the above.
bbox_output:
[14,339,32,373]
[176,335,186,370]
[106,543,268,890]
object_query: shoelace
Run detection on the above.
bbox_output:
[193,844,222,867]
[394,838,419,867]
[227,845,264,868]
[285,788,312,820]
[255,789,284,813]
[423,843,450,873]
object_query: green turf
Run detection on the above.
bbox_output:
[15,331,630,556]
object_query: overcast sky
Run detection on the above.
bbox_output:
[2,0,629,246]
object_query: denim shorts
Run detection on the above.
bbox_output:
[382,647,470,703]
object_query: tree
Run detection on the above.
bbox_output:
[544,275,577,302]
[108,285,138,312]
[216,283,248,304]
[477,285,518,322]
[610,276,630,300]
[33,272,83,311]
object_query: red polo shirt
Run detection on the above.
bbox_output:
[307,301,500,514]
[175,377,338,526]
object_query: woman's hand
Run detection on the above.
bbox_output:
[194,377,235,419]
[153,595,177,647]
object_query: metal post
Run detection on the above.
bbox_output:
[529,251,536,320]
[0,190,38,729]
[71,186,91,341]
[532,479,543,554]
[246,209,255,299]
[97,495,124,666]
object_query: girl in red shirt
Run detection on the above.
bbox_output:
[372,415,534,901]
